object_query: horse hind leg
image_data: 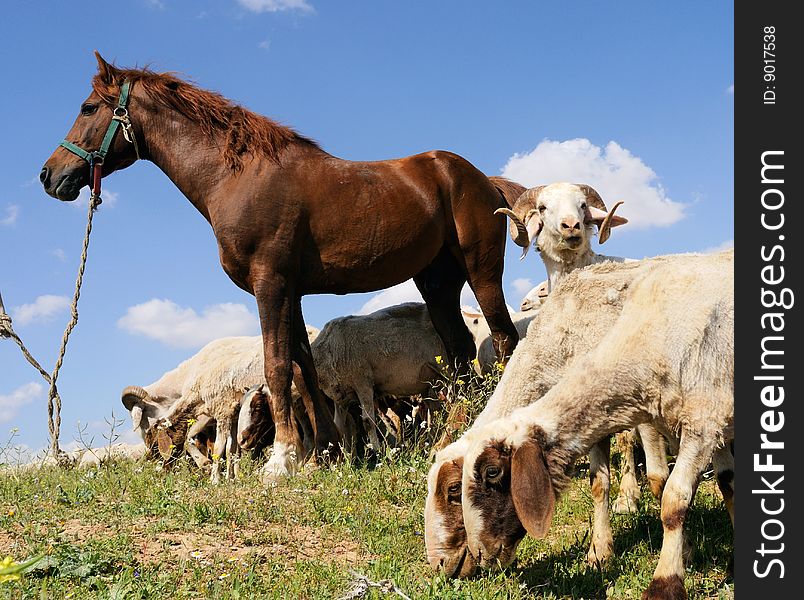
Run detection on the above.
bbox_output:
[449,241,518,363]
[413,250,475,369]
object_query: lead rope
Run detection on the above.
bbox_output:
[0,170,102,463]
[45,162,103,461]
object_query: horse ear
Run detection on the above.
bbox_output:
[510,438,555,538]
[94,50,117,84]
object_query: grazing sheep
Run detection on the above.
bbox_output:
[424,254,686,576]
[310,303,446,453]
[459,251,734,600]
[124,326,319,483]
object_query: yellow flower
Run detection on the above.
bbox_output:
[435,355,443,364]
[187,418,197,426]
[0,556,21,583]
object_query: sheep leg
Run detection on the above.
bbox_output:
[639,424,670,501]
[613,429,641,514]
[642,431,712,600]
[587,437,614,565]
[290,299,341,461]
[712,442,734,525]
[224,416,239,480]
[185,414,214,469]
[210,420,228,485]
[254,279,305,482]
[354,383,383,453]
[712,442,734,576]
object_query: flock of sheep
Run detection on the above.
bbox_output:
[119,182,734,599]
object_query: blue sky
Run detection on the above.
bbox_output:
[0,1,733,454]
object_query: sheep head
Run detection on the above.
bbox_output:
[238,384,275,450]
[496,183,627,260]
[461,423,555,571]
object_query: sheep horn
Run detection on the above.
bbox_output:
[576,184,608,212]
[494,208,531,253]
[121,385,150,410]
[598,201,625,244]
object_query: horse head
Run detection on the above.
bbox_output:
[40,52,140,201]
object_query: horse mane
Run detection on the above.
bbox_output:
[91,65,320,171]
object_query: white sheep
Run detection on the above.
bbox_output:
[424,254,685,576]
[309,303,446,453]
[458,251,734,600]
[123,327,319,483]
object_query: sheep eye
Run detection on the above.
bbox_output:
[80,103,98,116]
[581,202,588,210]
[538,205,546,213]
[485,466,501,480]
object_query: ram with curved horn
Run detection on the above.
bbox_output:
[495,182,628,292]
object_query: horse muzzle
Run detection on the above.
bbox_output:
[40,162,86,201]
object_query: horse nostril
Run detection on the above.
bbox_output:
[39,167,50,185]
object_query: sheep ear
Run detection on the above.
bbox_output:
[510,438,554,538]
[131,406,143,430]
[157,430,173,460]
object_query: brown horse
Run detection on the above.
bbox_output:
[41,52,522,479]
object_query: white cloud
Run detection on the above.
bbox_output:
[11,295,70,326]
[702,239,733,254]
[0,383,43,424]
[237,0,313,13]
[358,280,480,315]
[258,40,271,51]
[511,278,534,298]
[52,248,67,262]
[1,204,19,226]
[727,84,734,95]
[501,138,686,229]
[117,299,260,348]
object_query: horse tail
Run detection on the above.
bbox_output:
[487,176,526,209]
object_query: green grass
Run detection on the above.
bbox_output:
[0,372,733,599]
[1,444,732,599]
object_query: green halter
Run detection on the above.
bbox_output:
[59,81,139,203]
[60,80,136,164]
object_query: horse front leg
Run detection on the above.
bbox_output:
[254,283,305,483]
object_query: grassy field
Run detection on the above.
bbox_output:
[1,427,733,600]
[1,369,732,600]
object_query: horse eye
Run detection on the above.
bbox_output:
[80,103,98,116]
